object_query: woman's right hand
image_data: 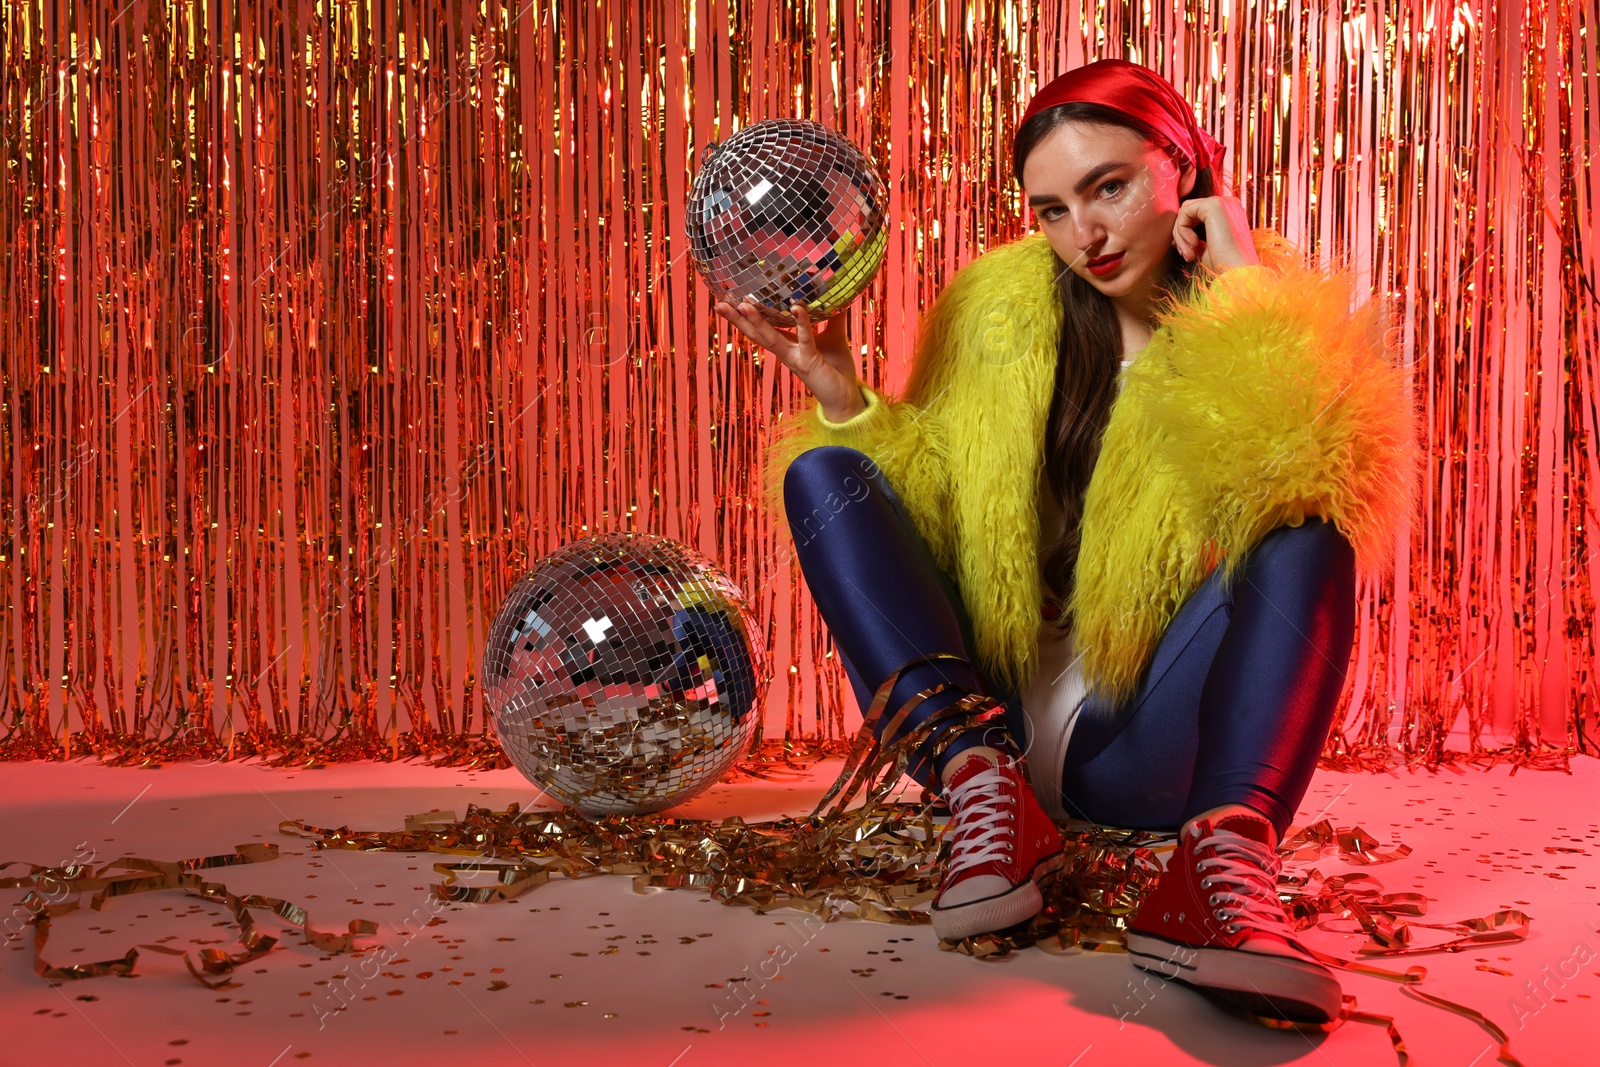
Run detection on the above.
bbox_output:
[713,298,865,421]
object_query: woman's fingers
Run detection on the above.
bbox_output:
[739,299,800,353]
[790,302,813,348]
[714,298,851,400]
[716,298,830,369]
[720,300,755,342]
[717,300,780,350]
[717,298,806,368]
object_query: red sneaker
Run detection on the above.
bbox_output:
[928,751,1065,941]
[1125,812,1342,1023]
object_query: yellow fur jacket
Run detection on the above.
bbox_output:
[760,228,1422,706]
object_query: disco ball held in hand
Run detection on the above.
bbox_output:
[482,532,768,816]
[687,118,889,328]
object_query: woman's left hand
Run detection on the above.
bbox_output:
[1172,195,1260,273]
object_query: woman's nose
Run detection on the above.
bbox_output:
[1073,217,1106,254]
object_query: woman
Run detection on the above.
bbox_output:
[716,59,1417,1026]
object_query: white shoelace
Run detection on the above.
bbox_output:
[1191,825,1297,939]
[940,763,1015,876]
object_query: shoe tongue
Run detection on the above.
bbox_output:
[1211,812,1275,846]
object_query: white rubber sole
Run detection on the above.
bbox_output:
[929,851,1066,941]
[1125,930,1343,1024]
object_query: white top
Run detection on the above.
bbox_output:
[1018,356,1136,819]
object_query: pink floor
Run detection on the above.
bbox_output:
[2,751,1595,1066]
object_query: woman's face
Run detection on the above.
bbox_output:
[1020,120,1196,298]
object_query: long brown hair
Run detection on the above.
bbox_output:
[1011,102,1219,603]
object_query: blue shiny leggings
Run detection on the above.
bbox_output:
[783,445,1357,838]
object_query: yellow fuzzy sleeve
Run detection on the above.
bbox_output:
[816,381,888,432]
[759,379,957,576]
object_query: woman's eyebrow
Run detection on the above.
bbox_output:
[1027,161,1130,206]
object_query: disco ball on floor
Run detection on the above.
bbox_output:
[687,117,889,328]
[482,532,768,815]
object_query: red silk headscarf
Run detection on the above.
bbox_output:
[1019,58,1226,175]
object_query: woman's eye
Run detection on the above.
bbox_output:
[1041,181,1121,222]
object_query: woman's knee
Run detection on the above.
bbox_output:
[784,445,880,496]
[783,446,884,539]
[1251,515,1356,589]
[1240,515,1359,661]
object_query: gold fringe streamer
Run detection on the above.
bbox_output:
[0,3,1593,768]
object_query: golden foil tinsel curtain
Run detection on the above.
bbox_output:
[1,0,1595,765]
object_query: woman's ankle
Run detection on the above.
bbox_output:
[938,744,1007,788]
[1183,803,1279,848]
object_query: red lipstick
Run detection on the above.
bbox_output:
[1087,251,1125,277]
